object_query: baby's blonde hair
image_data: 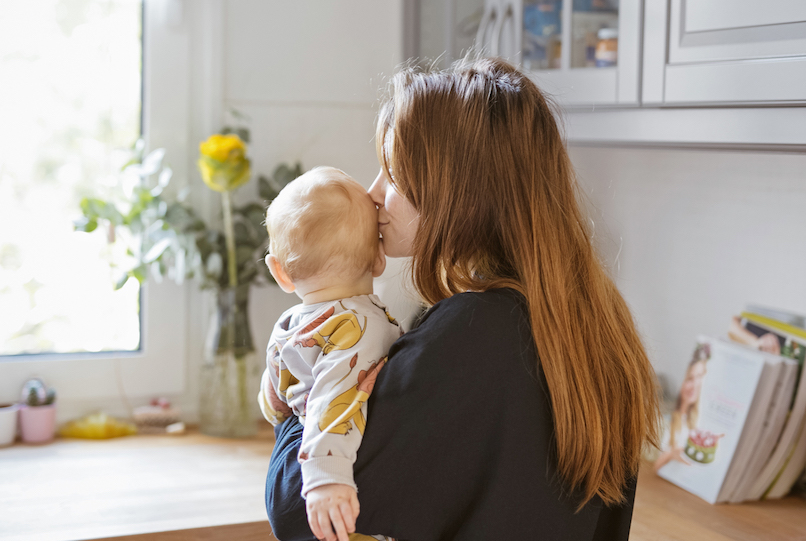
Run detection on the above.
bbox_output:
[266,166,378,283]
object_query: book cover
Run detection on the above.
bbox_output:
[655,336,770,504]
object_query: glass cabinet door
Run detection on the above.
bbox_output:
[477,0,639,106]
[521,0,619,72]
[569,0,619,70]
[521,0,563,71]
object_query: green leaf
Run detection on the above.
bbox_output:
[164,203,190,228]
[131,265,148,284]
[121,140,145,171]
[235,127,250,144]
[141,148,166,176]
[151,167,172,197]
[244,205,268,242]
[233,222,251,245]
[126,188,155,223]
[258,175,279,201]
[114,272,130,290]
[273,162,302,189]
[144,238,171,263]
[80,198,123,225]
[73,216,97,233]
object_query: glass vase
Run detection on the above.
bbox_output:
[199,284,260,438]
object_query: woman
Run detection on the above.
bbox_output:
[267,57,661,541]
[653,343,712,472]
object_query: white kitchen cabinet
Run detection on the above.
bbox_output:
[476,0,642,107]
[643,0,806,105]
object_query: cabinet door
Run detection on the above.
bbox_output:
[476,0,520,61]
[643,0,806,105]
[476,0,642,107]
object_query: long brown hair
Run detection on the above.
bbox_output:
[376,57,661,508]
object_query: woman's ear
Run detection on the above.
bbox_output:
[371,240,387,278]
[265,254,295,293]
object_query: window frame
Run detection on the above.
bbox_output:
[0,0,199,420]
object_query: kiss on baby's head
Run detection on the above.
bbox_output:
[265,166,379,284]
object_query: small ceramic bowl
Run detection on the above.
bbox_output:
[0,403,20,447]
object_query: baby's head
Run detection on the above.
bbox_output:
[265,166,383,296]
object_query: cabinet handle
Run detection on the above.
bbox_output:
[476,3,498,56]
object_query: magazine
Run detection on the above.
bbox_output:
[655,336,783,504]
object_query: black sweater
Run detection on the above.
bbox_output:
[266,288,636,541]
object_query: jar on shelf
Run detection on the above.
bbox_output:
[595,28,618,67]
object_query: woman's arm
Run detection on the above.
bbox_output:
[266,416,315,541]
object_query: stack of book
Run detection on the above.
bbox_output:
[655,306,806,504]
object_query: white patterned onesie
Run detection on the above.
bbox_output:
[258,294,402,501]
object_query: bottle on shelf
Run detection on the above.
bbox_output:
[594,27,618,67]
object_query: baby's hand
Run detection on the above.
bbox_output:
[306,483,359,541]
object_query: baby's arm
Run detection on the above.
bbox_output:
[298,333,388,541]
[257,343,293,426]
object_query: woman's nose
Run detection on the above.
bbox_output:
[368,171,384,207]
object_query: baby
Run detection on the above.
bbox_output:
[258,166,401,541]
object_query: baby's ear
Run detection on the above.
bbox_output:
[371,240,386,278]
[265,254,295,293]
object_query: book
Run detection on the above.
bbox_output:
[765,423,806,499]
[716,349,794,503]
[745,305,806,330]
[655,336,784,504]
[730,311,806,501]
[724,354,797,503]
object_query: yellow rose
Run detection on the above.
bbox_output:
[197,134,251,192]
[199,133,245,161]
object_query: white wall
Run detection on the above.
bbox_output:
[217,0,421,370]
[569,145,806,396]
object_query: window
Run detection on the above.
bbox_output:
[1,0,196,413]
[0,0,143,356]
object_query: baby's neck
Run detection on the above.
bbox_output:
[298,274,374,305]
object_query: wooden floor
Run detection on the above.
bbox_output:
[0,425,279,541]
[633,465,806,541]
[1,425,805,541]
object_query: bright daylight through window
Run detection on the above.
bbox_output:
[0,0,142,356]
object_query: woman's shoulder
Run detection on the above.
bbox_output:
[418,287,529,332]
[390,287,536,378]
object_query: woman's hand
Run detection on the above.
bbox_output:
[305,483,359,541]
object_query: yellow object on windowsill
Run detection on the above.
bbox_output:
[58,412,137,439]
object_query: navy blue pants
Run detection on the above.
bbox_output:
[266,416,316,541]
